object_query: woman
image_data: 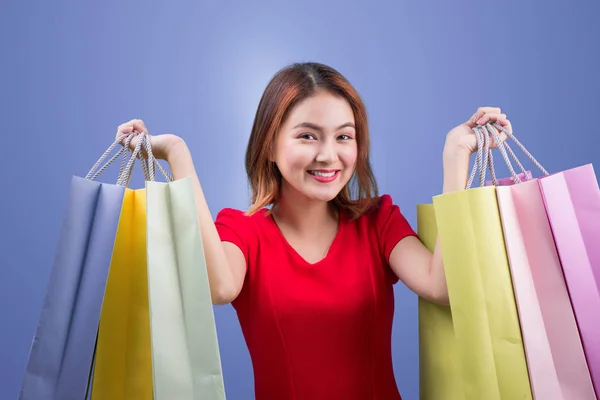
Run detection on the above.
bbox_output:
[116,62,511,400]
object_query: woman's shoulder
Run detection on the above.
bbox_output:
[357,194,400,222]
[215,207,271,256]
[215,206,270,231]
[371,194,395,211]
[351,193,414,234]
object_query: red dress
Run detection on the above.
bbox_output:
[215,194,417,400]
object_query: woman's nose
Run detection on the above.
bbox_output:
[315,142,338,164]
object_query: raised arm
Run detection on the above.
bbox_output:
[116,119,246,305]
[387,107,511,306]
[165,138,247,305]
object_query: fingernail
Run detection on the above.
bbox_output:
[476,118,484,125]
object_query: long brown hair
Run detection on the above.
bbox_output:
[245,62,379,219]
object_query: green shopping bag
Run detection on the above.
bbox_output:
[417,204,464,400]
[144,135,226,399]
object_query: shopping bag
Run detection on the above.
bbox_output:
[538,163,600,396]
[19,138,130,400]
[497,179,596,399]
[91,135,155,399]
[90,187,153,399]
[430,125,532,399]
[481,123,597,400]
[417,204,464,400]
[480,126,596,400]
[146,176,226,399]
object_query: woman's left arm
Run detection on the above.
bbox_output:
[389,107,512,306]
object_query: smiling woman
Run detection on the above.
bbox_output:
[244,63,378,219]
[114,61,513,400]
[272,97,361,206]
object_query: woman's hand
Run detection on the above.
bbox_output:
[115,119,183,160]
[444,106,512,158]
[441,106,512,193]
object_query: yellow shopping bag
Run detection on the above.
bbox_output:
[416,204,464,400]
[91,188,153,399]
[432,185,531,399]
[417,123,533,399]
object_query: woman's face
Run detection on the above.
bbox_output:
[273,91,358,203]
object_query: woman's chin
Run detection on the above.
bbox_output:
[301,187,343,203]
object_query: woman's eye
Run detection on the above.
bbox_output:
[338,134,352,140]
[299,133,316,140]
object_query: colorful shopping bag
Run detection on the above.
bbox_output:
[417,204,464,400]
[90,187,153,399]
[430,125,532,399]
[475,122,598,399]
[19,138,130,400]
[91,136,154,399]
[146,176,226,399]
[538,163,600,396]
[496,179,596,399]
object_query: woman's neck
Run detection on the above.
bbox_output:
[273,186,338,235]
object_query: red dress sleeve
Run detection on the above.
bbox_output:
[215,208,254,265]
[374,194,418,264]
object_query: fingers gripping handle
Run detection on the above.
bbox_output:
[85,132,173,186]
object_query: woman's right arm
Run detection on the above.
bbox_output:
[115,119,246,305]
[164,138,247,305]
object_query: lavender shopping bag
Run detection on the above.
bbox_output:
[18,137,138,400]
[538,163,600,396]
[476,123,596,399]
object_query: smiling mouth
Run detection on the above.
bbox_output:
[307,170,340,183]
[308,170,338,178]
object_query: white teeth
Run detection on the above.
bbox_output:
[309,171,336,177]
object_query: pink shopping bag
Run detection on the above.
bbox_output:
[474,122,597,399]
[538,163,600,396]
[496,178,596,399]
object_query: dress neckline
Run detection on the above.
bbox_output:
[266,209,346,267]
